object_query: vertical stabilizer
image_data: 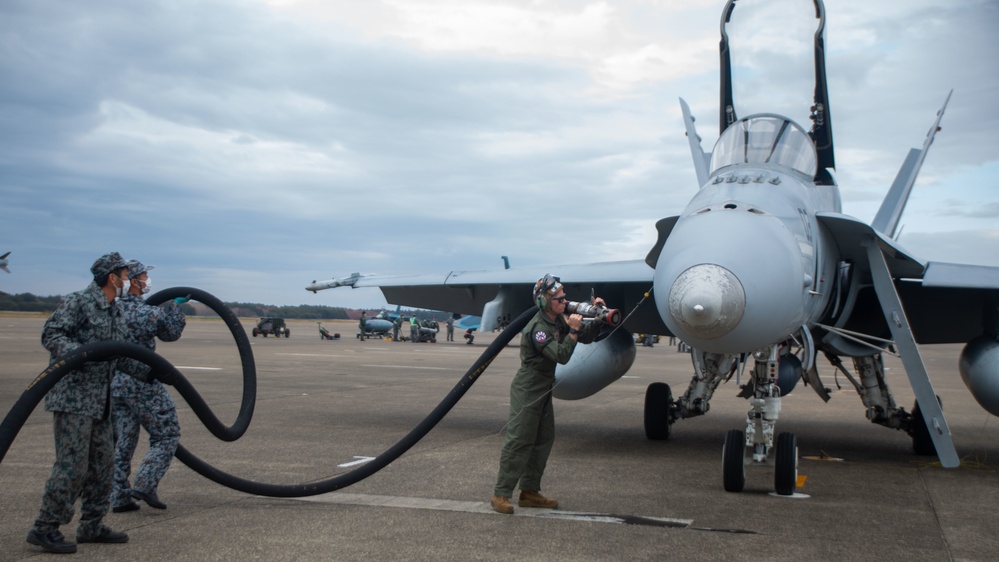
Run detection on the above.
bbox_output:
[680,98,710,186]
[870,91,952,238]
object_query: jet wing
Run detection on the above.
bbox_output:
[897,262,999,344]
[818,213,999,345]
[312,259,667,334]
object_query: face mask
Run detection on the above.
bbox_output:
[140,276,152,294]
[116,277,131,298]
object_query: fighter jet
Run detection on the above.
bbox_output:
[0,251,10,274]
[306,0,999,495]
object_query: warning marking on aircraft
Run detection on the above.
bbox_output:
[283,492,693,529]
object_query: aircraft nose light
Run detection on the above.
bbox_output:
[668,264,745,339]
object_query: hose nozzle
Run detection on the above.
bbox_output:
[565,301,622,327]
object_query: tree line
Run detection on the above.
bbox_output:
[0,292,350,320]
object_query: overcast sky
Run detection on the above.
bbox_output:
[2,0,996,310]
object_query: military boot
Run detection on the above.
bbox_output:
[490,495,514,514]
[518,490,558,509]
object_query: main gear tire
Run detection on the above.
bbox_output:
[722,429,745,493]
[644,382,673,440]
[911,396,942,456]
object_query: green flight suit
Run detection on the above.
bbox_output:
[493,309,602,497]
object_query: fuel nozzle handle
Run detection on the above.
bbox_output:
[565,301,623,327]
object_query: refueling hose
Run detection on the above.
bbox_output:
[0,287,535,498]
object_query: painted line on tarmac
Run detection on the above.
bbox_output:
[276,353,353,358]
[285,492,693,529]
[175,366,223,370]
[361,364,453,371]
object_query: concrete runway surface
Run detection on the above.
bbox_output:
[1,314,997,561]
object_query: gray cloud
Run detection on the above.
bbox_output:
[1,0,996,308]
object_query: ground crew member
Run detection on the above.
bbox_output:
[359,311,367,341]
[490,274,605,515]
[446,316,454,341]
[27,252,139,553]
[110,260,187,513]
[392,317,401,341]
[410,315,418,342]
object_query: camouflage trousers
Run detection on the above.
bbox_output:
[111,374,180,507]
[33,411,114,535]
[494,391,555,497]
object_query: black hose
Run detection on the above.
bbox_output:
[173,306,534,497]
[1,287,534,498]
[0,287,253,462]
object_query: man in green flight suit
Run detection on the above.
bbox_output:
[490,274,606,514]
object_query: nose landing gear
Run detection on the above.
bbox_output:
[722,345,799,495]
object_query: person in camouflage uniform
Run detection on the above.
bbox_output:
[27,252,140,554]
[110,259,187,513]
[490,274,605,515]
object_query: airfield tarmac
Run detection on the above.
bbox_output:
[1,314,997,561]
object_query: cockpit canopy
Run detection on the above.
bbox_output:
[709,114,818,178]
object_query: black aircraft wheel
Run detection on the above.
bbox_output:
[911,396,942,456]
[643,382,672,440]
[722,429,745,493]
[774,432,798,496]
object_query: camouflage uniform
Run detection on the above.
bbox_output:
[493,310,602,497]
[111,293,186,509]
[32,255,140,538]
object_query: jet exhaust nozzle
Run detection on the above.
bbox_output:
[566,301,623,327]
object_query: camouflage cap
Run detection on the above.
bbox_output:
[90,252,127,282]
[125,259,155,279]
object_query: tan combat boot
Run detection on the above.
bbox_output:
[491,495,514,514]
[518,490,558,509]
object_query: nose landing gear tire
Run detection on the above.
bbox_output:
[774,432,798,496]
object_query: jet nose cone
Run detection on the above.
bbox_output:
[668,264,745,339]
